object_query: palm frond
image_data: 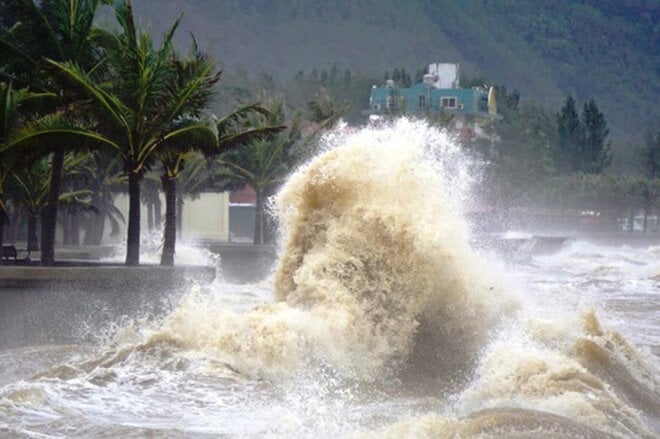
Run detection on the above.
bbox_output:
[216,103,272,136]
[5,111,120,154]
[218,125,286,154]
[215,159,257,182]
[46,59,131,132]
[142,119,218,165]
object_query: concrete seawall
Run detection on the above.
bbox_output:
[204,242,277,283]
[0,264,216,349]
[0,243,276,349]
[0,264,216,290]
[1,242,278,284]
[0,263,217,349]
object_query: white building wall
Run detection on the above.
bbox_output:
[428,63,460,89]
[111,191,230,242]
[182,192,230,240]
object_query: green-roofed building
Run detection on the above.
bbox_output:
[364,63,500,142]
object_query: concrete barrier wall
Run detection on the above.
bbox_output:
[0,265,215,349]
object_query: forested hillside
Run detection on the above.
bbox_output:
[128,0,658,143]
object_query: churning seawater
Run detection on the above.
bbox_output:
[0,120,658,438]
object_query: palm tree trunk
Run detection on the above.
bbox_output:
[71,212,80,245]
[0,205,6,267]
[126,170,141,266]
[8,205,21,243]
[254,190,265,244]
[628,208,635,232]
[263,215,275,244]
[27,212,39,252]
[83,194,105,245]
[147,201,154,231]
[154,196,162,230]
[83,212,105,246]
[176,197,183,238]
[40,148,65,266]
[160,176,176,266]
[62,211,72,245]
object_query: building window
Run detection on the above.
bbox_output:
[441,97,457,109]
[418,95,426,109]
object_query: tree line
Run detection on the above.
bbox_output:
[0,0,344,267]
[478,86,659,233]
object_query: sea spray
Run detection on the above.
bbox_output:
[355,308,657,438]
[102,228,222,267]
[450,309,658,438]
[149,120,516,382]
[89,120,658,437]
[273,120,516,381]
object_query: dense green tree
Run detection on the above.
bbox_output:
[282,65,376,124]
[484,101,557,207]
[556,94,585,174]
[0,83,28,262]
[307,87,350,130]
[639,131,660,180]
[581,99,611,174]
[386,67,412,88]
[556,95,611,175]
[7,158,49,252]
[492,85,520,115]
[214,90,347,244]
[153,44,220,266]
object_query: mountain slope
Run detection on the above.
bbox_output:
[129,0,659,142]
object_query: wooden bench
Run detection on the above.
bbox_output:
[1,245,30,262]
[2,245,17,261]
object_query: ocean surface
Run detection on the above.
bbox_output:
[1,120,658,438]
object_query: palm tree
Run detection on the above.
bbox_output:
[46,0,221,265]
[157,124,216,267]
[214,97,304,244]
[78,151,126,245]
[0,82,54,264]
[8,158,50,252]
[0,0,106,265]
[10,152,93,252]
[157,105,284,266]
[214,91,347,244]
